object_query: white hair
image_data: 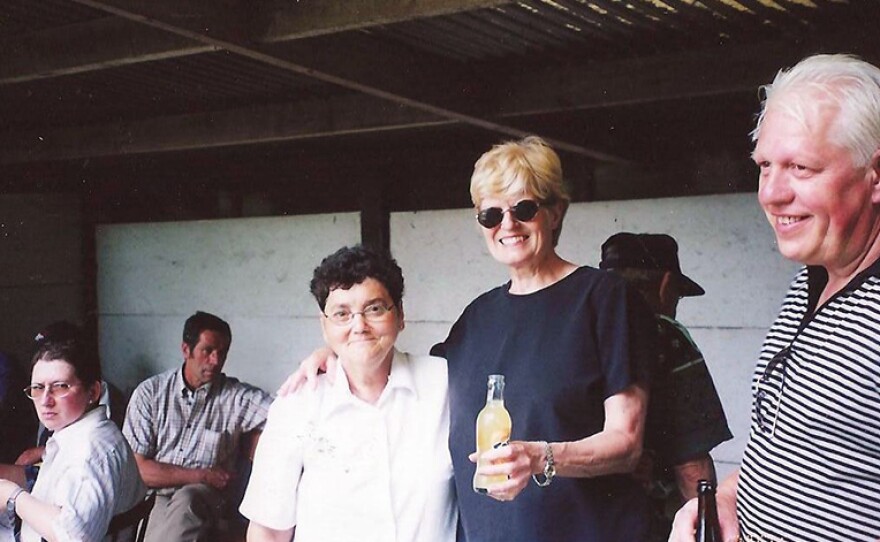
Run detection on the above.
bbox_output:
[751,54,880,168]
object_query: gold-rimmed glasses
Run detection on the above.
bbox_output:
[23,381,77,400]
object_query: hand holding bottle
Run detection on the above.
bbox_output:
[472,375,556,502]
[470,440,547,501]
[669,474,740,542]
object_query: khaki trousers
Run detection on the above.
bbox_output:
[143,484,224,542]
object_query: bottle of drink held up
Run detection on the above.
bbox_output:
[695,479,723,542]
[473,374,512,494]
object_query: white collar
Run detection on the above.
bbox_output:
[326,348,417,410]
[48,406,107,450]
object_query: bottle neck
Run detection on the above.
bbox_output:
[486,382,505,403]
[698,487,715,509]
[696,481,721,537]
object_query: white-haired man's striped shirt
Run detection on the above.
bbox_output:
[738,264,880,542]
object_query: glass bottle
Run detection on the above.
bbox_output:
[473,374,512,493]
[696,479,723,542]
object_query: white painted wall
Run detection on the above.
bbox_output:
[95,213,361,395]
[96,193,800,476]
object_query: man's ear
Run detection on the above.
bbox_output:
[181,341,191,360]
[658,271,676,307]
[871,149,880,204]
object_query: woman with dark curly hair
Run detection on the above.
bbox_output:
[240,245,455,542]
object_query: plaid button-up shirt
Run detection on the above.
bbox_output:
[123,367,271,495]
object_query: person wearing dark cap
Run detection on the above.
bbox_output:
[600,232,732,542]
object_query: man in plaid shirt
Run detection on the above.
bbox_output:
[123,311,272,542]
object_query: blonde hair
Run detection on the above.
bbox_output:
[470,136,570,207]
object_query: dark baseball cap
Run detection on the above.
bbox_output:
[599,232,705,297]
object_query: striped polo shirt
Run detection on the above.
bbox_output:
[738,263,880,541]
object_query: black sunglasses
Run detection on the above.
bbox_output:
[755,346,790,436]
[476,200,541,229]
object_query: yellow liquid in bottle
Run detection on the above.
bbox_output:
[473,399,512,493]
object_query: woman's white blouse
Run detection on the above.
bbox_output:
[22,407,146,542]
[240,350,455,542]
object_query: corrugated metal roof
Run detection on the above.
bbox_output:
[371,0,866,62]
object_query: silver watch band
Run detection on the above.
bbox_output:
[6,486,25,522]
[531,441,556,487]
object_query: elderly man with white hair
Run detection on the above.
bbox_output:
[671,53,880,542]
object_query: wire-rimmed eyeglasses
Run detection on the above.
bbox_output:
[754,346,790,437]
[23,381,77,400]
[323,303,395,326]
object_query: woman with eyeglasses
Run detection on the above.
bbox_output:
[240,245,455,542]
[430,135,656,542]
[0,322,145,542]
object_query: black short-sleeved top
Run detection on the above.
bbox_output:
[432,266,656,542]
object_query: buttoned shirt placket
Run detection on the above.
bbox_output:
[179,384,208,459]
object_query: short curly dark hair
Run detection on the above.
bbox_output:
[310,245,404,311]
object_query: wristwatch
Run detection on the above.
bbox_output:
[6,486,25,522]
[532,441,556,487]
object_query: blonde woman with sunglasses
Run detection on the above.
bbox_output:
[430,136,656,542]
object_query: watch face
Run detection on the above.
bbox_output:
[1,502,13,528]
